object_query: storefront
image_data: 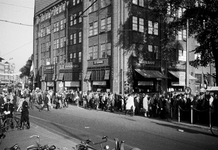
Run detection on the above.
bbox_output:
[134,69,166,93]
[168,71,196,92]
[84,69,110,92]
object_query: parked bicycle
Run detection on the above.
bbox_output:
[3,143,20,150]
[73,136,109,150]
[26,135,57,150]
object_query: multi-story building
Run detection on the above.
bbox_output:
[34,0,213,94]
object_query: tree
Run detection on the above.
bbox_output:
[150,0,218,84]
[117,0,182,86]
[19,54,33,78]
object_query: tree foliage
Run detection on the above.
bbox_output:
[150,0,218,83]
[19,54,33,78]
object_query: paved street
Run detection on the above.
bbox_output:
[29,105,218,150]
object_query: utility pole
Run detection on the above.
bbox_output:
[186,19,189,88]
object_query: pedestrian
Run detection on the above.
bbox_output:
[19,98,30,129]
[40,93,50,111]
[143,94,149,117]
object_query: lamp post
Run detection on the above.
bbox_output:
[185,19,189,88]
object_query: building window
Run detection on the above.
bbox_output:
[107,17,111,31]
[148,21,158,35]
[73,33,77,44]
[132,0,144,7]
[101,18,106,31]
[178,31,182,40]
[56,39,59,49]
[60,19,66,30]
[78,52,82,62]
[93,21,98,35]
[100,43,106,58]
[132,16,144,32]
[70,15,73,26]
[89,47,93,60]
[60,37,65,48]
[139,18,144,32]
[100,0,106,8]
[148,45,153,52]
[70,34,73,45]
[107,42,111,56]
[54,22,59,32]
[46,26,51,35]
[89,22,94,36]
[74,14,77,25]
[89,0,98,13]
[132,16,138,31]
[73,0,76,5]
[132,0,138,5]
[93,45,98,59]
[79,11,82,23]
[79,31,82,43]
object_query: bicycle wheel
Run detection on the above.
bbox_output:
[3,118,17,131]
[210,125,218,136]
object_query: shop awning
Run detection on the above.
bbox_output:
[169,71,197,80]
[135,69,166,79]
[58,73,64,81]
[104,70,110,80]
[85,71,92,80]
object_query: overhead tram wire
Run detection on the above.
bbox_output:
[2,41,33,57]
[0,20,33,27]
[0,2,33,9]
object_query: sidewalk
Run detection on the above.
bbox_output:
[0,122,78,150]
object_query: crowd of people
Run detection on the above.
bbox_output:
[0,85,218,140]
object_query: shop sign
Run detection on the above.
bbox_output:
[65,81,80,87]
[45,65,53,70]
[93,60,104,65]
[93,81,106,86]
[47,82,54,87]
[138,81,154,86]
[144,61,155,65]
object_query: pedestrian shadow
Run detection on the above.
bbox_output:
[152,121,217,137]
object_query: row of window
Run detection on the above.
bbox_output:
[89,17,111,36]
[132,0,145,7]
[88,43,111,60]
[89,0,111,13]
[39,18,66,38]
[54,19,66,33]
[69,32,82,45]
[70,12,82,26]
[36,2,66,24]
[72,0,82,6]
[69,52,82,63]
[132,16,159,35]
[54,37,66,49]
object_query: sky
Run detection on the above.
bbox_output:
[0,0,34,73]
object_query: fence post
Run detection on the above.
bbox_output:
[209,107,212,128]
[178,106,180,122]
[191,105,193,124]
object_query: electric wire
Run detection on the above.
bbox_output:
[0,1,33,9]
[0,19,33,27]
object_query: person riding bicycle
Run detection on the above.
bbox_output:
[2,98,14,120]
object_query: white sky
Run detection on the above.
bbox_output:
[0,0,34,73]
